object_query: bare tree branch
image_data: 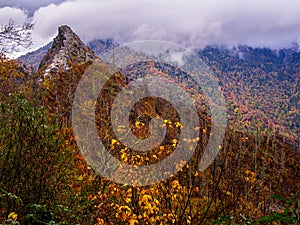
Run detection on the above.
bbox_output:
[0,19,34,53]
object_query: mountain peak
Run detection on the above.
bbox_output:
[56,25,82,47]
[58,25,74,35]
[38,25,95,77]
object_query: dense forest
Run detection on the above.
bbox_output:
[0,25,299,225]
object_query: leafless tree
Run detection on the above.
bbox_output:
[0,19,34,53]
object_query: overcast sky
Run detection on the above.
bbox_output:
[1,0,300,55]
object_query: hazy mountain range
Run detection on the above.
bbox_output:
[17,25,299,146]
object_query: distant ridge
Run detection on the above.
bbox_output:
[18,42,52,71]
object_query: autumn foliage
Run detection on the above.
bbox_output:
[0,52,299,225]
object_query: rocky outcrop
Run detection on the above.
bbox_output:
[38,25,95,78]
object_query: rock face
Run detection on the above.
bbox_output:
[35,25,97,127]
[38,25,95,78]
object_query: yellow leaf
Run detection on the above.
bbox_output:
[193,137,200,142]
[129,218,138,225]
[163,119,171,124]
[121,152,127,160]
[172,139,178,147]
[187,216,192,224]
[135,121,144,127]
[175,121,182,128]
[226,191,232,196]
[8,212,17,220]
[77,175,83,181]
[171,180,180,188]
[111,139,118,145]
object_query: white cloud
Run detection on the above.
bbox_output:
[3,0,300,54]
[0,0,68,16]
[0,7,27,24]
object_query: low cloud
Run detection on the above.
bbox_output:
[2,0,300,52]
[0,7,27,24]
